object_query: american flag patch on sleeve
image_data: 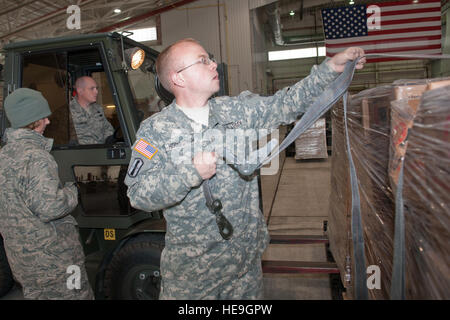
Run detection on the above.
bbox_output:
[134,138,158,160]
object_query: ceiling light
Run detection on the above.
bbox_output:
[349,0,355,4]
[114,8,121,14]
[289,10,295,16]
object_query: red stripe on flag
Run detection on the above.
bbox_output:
[374,0,441,7]
[380,16,441,25]
[325,35,442,48]
[367,25,441,36]
[327,44,441,55]
[380,7,441,16]
[325,54,439,63]
[363,44,442,54]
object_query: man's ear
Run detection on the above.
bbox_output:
[171,71,185,88]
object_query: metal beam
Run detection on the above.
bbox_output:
[0,0,98,40]
[269,234,329,245]
[96,0,199,32]
[0,0,38,17]
[262,261,340,274]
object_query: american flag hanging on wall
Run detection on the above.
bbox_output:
[321,0,442,63]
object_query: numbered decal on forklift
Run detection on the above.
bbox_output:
[104,229,116,240]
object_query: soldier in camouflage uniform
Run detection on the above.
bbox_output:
[69,76,114,145]
[125,39,365,299]
[0,88,94,299]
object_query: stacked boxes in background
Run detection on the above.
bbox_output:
[294,118,328,160]
[328,78,450,299]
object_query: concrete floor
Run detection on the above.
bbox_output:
[1,155,336,300]
[261,156,334,300]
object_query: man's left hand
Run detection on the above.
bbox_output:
[327,47,366,73]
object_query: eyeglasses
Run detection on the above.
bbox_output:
[176,56,216,73]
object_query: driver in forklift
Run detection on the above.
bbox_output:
[69,76,114,145]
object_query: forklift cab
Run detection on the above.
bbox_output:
[0,32,229,299]
[0,33,171,299]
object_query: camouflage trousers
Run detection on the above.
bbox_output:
[21,266,94,300]
[159,259,264,300]
[5,223,94,300]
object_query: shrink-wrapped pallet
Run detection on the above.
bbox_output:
[329,86,396,300]
[389,80,427,191]
[402,85,450,299]
[329,79,450,299]
[294,118,328,159]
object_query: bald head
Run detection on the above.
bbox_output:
[74,76,98,108]
[74,76,90,90]
[156,38,201,93]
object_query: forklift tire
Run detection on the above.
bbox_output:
[103,233,164,300]
[0,237,14,298]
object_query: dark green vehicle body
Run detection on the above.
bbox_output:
[0,32,172,299]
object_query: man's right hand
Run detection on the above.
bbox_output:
[193,152,218,180]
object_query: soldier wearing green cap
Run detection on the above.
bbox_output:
[0,88,93,300]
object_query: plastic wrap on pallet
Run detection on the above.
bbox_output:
[389,80,428,191]
[294,118,328,159]
[329,79,450,300]
[402,85,450,299]
[329,86,396,300]
[328,98,352,293]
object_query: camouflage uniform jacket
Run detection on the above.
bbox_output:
[125,60,339,282]
[69,98,114,144]
[0,128,90,298]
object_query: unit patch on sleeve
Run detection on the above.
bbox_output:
[128,158,144,177]
[134,138,158,160]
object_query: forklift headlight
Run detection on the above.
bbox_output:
[125,47,145,70]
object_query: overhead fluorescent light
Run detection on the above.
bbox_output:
[268,47,326,61]
[127,27,157,42]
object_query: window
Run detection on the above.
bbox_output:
[21,48,120,147]
[268,46,326,61]
[22,52,70,145]
[74,165,135,216]
[127,27,158,42]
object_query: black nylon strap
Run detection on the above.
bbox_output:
[343,92,368,300]
[255,58,360,171]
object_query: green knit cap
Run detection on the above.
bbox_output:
[4,88,52,128]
